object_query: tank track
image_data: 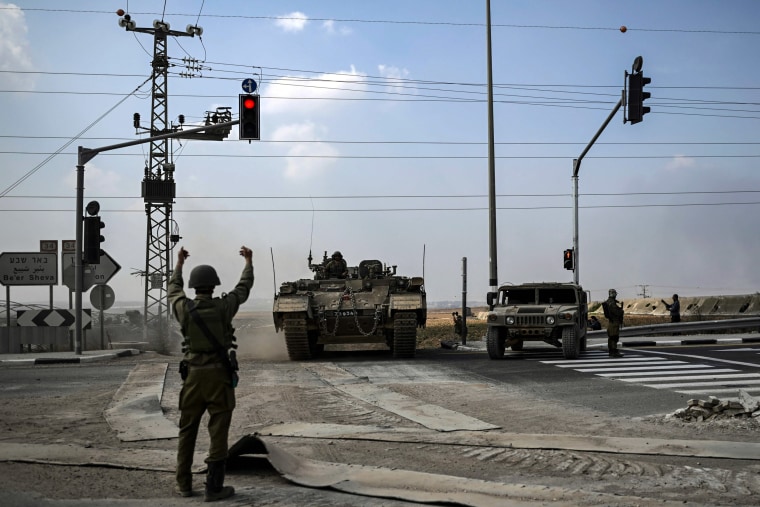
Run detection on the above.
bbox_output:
[284,317,311,360]
[392,312,417,358]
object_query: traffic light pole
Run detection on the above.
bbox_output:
[73,120,237,354]
[571,92,623,285]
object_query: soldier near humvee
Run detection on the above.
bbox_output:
[602,288,625,358]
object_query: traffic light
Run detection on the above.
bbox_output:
[83,216,105,264]
[627,72,651,124]
[239,93,260,140]
[563,249,574,270]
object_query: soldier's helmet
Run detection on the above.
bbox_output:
[332,251,343,259]
[188,264,221,288]
[608,288,617,298]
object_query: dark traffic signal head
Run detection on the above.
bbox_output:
[563,248,574,270]
[239,94,260,140]
[627,72,651,124]
[83,216,105,264]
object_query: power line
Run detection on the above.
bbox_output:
[3,189,760,200]
[4,151,760,160]
[2,135,760,147]
[2,201,759,213]
[6,7,760,35]
[0,77,153,198]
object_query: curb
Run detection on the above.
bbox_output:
[0,349,141,366]
[440,336,757,352]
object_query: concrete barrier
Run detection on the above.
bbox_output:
[595,293,760,317]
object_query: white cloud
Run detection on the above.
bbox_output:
[665,155,696,171]
[321,19,352,36]
[0,2,34,88]
[64,162,125,195]
[275,12,308,32]
[378,64,411,95]
[262,65,368,115]
[271,122,339,180]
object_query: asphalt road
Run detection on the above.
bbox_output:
[427,338,760,413]
[2,338,760,506]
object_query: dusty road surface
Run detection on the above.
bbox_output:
[1,312,759,506]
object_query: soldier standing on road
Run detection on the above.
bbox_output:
[452,312,463,336]
[324,251,348,279]
[602,288,625,358]
[169,245,254,501]
[662,294,681,323]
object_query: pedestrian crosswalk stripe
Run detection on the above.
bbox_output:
[580,364,717,373]
[620,373,760,383]
[597,368,738,377]
[541,356,656,364]
[642,379,760,389]
[555,360,682,368]
[535,349,760,398]
[676,387,760,396]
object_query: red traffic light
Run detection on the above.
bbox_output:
[239,94,260,140]
[563,248,574,270]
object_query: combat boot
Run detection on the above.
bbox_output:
[608,338,624,358]
[204,460,235,502]
[174,485,193,497]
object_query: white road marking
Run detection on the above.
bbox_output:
[596,368,738,377]
[642,379,760,389]
[580,364,715,373]
[619,373,760,383]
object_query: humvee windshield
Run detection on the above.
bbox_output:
[500,287,578,305]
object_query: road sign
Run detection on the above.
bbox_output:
[90,284,115,310]
[62,251,121,291]
[0,252,58,286]
[16,309,91,330]
[242,78,257,93]
[40,240,58,253]
[62,240,76,252]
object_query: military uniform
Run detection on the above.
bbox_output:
[603,289,625,358]
[169,259,253,499]
[324,251,348,278]
[664,295,681,323]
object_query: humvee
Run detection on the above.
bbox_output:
[485,282,589,359]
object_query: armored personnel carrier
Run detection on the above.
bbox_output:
[273,251,426,360]
[485,282,589,359]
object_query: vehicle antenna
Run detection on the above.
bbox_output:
[422,244,426,283]
[308,196,315,266]
[270,247,277,297]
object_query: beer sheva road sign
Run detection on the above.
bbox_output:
[0,252,58,286]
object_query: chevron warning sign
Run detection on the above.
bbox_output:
[16,309,91,330]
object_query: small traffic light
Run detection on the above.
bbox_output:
[627,72,651,124]
[83,216,105,264]
[239,94,260,140]
[563,249,574,270]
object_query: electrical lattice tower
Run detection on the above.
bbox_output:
[118,15,199,345]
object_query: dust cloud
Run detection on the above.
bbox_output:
[234,312,289,361]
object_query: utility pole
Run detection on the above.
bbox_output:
[118,12,203,346]
[485,0,498,298]
[572,56,651,286]
[637,285,650,298]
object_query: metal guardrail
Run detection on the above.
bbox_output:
[587,316,760,339]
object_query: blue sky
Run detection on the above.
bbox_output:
[1,0,759,307]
